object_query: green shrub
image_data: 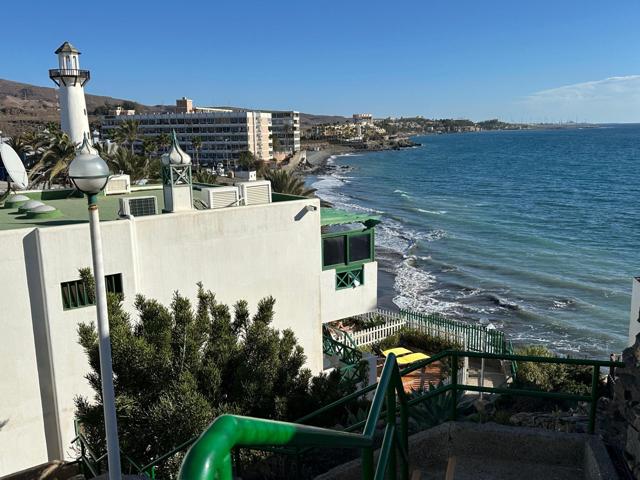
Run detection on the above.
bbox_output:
[497,344,596,413]
[340,314,386,331]
[373,328,462,356]
[513,345,592,396]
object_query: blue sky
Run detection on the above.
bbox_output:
[3,0,640,122]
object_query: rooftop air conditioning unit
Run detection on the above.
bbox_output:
[201,186,239,209]
[119,196,158,217]
[104,174,131,195]
[237,180,272,206]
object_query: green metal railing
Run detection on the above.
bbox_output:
[72,420,157,479]
[322,325,365,384]
[179,353,409,480]
[400,309,507,354]
[179,350,623,480]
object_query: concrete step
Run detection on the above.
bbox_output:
[415,455,583,480]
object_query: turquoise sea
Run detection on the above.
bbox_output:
[311,125,640,358]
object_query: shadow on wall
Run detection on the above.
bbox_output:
[23,230,64,462]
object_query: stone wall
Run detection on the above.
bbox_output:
[601,333,640,477]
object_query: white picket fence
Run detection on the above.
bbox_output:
[347,308,505,354]
[350,310,407,346]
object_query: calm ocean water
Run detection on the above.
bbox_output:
[311,125,640,358]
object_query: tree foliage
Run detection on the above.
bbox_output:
[513,345,592,395]
[262,169,316,197]
[75,283,352,476]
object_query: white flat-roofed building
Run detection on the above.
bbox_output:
[101,99,273,165]
[0,181,379,476]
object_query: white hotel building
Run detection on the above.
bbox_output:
[101,99,302,166]
[102,99,272,166]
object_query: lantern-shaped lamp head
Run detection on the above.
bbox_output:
[69,135,110,195]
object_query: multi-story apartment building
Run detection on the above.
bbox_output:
[101,99,273,166]
[269,110,301,153]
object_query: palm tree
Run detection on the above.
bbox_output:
[141,137,158,158]
[191,136,202,170]
[192,168,217,185]
[7,134,31,161]
[115,119,139,153]
[30,131,76,188]
[156,133,171,153]
[262,169,316,197]
[102,146,150,183]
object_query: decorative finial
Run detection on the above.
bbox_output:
[161,130,191,166]
[78,132,92,154]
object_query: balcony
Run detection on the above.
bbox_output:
[320,208,380,323]
[48,69,90,87]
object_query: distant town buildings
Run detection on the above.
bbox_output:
[309,114,386,142]
[109,106,136,116]
[353,113,373,125]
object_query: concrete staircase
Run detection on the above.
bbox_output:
[315,422,619,480]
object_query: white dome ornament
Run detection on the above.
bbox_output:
[161,131,191,166]
[161,130,194,212]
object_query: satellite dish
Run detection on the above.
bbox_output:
[0,143,28,190]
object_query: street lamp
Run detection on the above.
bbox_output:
[68,136,122,480]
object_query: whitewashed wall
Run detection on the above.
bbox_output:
[320,262,378,323]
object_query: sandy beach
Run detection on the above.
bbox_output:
[304,145,355,171]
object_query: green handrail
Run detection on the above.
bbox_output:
[178,350,623,479]
[180,353,409,480]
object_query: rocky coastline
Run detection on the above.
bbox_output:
[301,138,420,175]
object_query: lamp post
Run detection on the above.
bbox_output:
[68,137,122,480]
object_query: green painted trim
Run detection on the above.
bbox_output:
[320,207,381,227]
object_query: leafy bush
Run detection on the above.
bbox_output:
[75,281,357,477]
[373,328,462,356]
[340,314,386,331]
[512,345,592,396]
[497,344,596,412]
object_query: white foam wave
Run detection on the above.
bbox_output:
[416,208,447,215]
[391,259,463,315]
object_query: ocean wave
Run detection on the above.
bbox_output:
[416,208,447,215]
[391,259,463,315]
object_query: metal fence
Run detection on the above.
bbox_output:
[349,308,508,354]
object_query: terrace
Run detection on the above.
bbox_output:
[0,184,310,232]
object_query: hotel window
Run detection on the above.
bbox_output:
[61,273,124,310]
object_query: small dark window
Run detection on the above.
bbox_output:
[349,234,372,262]
[105,273,123,295]
[61,280,92,310]
[61,273,123,310]
[323,236,346,267]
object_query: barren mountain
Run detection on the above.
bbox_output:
[0,78,348,135]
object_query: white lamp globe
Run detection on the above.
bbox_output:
[69,136,110,195]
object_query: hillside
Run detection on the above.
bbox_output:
[0,78,348,135]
